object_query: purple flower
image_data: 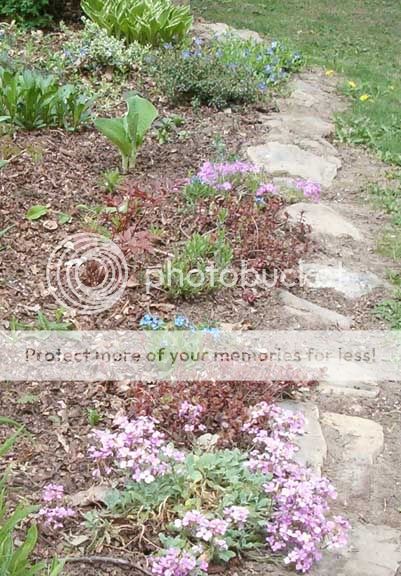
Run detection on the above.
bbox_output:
[42,484,64,503]
[295,179,321,203]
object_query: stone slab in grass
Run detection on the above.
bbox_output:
[264,113,335,139]
[284,203,362,240]
[247,142,341,187]
[301,262,383,298]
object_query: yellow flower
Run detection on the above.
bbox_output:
[325,69,335,77]
[359,94,371,102]
[348,81,357,89]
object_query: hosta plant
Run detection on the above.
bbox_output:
[81,0,193,46]
[95,93,158,173]
[0,68,92,130]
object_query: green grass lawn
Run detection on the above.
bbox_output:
[192,0,401,165]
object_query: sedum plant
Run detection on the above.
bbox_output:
[81,0,193,46]
[95,93,158,173]
[0,68,92,130]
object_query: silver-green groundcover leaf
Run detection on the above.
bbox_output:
[95,93,158,173]
[82,0,193,46]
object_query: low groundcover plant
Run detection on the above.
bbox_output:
[87,403,349,574]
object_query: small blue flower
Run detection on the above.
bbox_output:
[202,327,220,338]
[163,42,173,49]
[174,315,190,329]
[182,50,191,59]
[258,82,267,91]
[139,314,165,330]
[264,64,272,74]
[194,37,203,47]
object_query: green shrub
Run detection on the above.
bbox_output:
[164,232,233,298]
[150,36,303,108]
[0,0,52,28]
[60,18,150,74]
[0,68,92,130]
[81,0,192,46]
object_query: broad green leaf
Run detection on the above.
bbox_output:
[25,205,48,221]
[94,117,132,159]
[126,94,158,145]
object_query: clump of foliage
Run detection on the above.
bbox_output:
[60,18,150,74]
[95,93,158,172]
[87,404,349,574]
[0,0,52,28]
[150,37,302,108]
[81,0,193,46]
[127,379,314,446]
[0,68,91,130]
[0,419,64,575]
[164,231,233,299]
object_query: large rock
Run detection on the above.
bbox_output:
[280,401,327,474]
[321,412,384,498]
[264,113,335,139]
[278,290,352,329]
[301,262,383,298]
[193,22,263,42]
[312,523,401,576]
[320,360,379,398]
[247,142,341,187]
[285,203,362,240]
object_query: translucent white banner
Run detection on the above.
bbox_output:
[0,330,400,382]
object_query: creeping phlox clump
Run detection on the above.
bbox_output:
[89,415,185,482]
[183,160,321,206]
[38,484,75,530]
[88,404,349,574]
[243,403,350,573]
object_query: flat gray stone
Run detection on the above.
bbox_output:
[312,523,401,576]
[285,203,362,240]
[264,113,335,139]
[321,412,384,497]
[278,289,352,329]
[247,142,340,187]
[280,401,327,474]
[193,22,263,42]
[320,360,379,398]
[301,262,383,298]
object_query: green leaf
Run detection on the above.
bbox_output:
[95,116,132,161]
[25,205,48,221]
[58,212,72,225]
[126,94,158,145]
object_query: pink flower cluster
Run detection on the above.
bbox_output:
[243,403,350,573]
[175,511,229,550]
[224,505,250,528]
[295,180,321,203]
[178,401,206,433]
[89,416,185,483]
[38,484,75,530]
[195,161,260,191]
[256,183,277,197]
[151,548,208,576]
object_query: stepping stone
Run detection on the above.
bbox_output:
[320,360,379,398]
[285,203,362,240]
[247,142,341,187]
[279,401,327,474]
[278,289,352,329]
[193,22,263,42]
[264,113,335,139]
[321,412,384,498]
[313,523,401,576]
[301,262,383,299]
